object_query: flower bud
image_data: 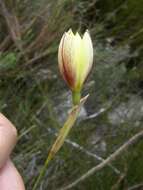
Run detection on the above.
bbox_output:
[58,29,93,92]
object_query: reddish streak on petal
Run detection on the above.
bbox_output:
[61,34,75,89]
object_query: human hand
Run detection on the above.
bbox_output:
[0,113,25,190]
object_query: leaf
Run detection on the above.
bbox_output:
[47,94,89,163]
[32,95,89,190]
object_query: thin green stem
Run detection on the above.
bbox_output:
[72,91,81,105]
[32,156,51,190]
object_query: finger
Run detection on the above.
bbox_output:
[0,113,17,167]
[0,160,25,190]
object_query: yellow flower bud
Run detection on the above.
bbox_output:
[58,29,93,92]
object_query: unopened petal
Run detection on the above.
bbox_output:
[58,30,76,89]
[73,31,93,90]
[58,33,66,76]
[72,32,85,89]
[82,30,93,78]
[83,30,93,68]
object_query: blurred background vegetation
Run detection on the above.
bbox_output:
[0,0,143,189]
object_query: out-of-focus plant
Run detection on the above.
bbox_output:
[33,29,93,190]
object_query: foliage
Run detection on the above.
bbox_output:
[0,0,143,189]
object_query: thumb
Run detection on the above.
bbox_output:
[0,113,17,168]
[0,160,25,190]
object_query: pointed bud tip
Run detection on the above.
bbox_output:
[83,29,90,36]
[75,32,82,40]
[67,28,74,36]
[83,30,92,41]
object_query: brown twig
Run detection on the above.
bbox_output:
[128,183,143,190]
[0,0,27,60]
[58,130,143,190]
[111,172,126,190]
[0,35,11,51]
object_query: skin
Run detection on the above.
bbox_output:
[0,113,25,190]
